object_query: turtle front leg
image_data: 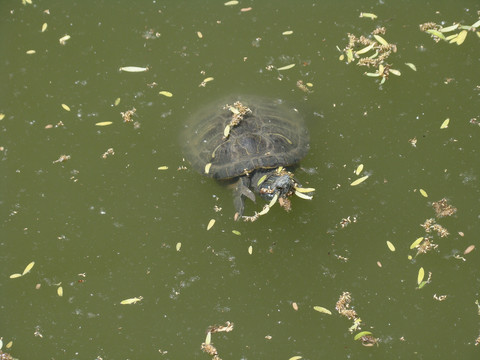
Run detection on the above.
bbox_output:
[233,176,255,220]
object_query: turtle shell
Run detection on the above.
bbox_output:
[182,95,309,180]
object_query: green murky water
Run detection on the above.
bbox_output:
[2,1,480,359]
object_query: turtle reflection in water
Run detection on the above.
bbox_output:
[182,96,314,221]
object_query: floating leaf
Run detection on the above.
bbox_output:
[207,219,215,231]
[355,43,375,55]
[295,187,315,193]
[114,97,121,106]
[95,121,113,126]
[257,174,267,186]
[61,104,71,111]
[313,306,332,315]
[6,340,12,349]
[41,23,48,32]
[205,331,211,345]
[248,245,253,254]
[289,357,302,360]
[22,261,35,275]
[158,166,168,170]
[57,286,63,297]
[204,163,212,174]
[359,12,377,19]
[282,30,293,35]
[120,296,143,305]
[471,19,480,29]
[417,267,425,285]
[355,164,364,175]
[426,29,446,40]
[464,245,475,255]
[419,189,428,198]
[373,34,388,46]
[197,31,203,39]
[386,241,396,252]
[159,91,173,97]
[410,237,424,249]
[440,24,459,33]
[277,63,296,71]
[418,280,428,289]
[350,175,369,186]
[440,118,450,129]
[295,191,313,200]
[455,30,468,45]
[26,50,36,54]
[10,273,22,279]
[59,34,71,44]
[365,72,381,77]
[203,77,214,83]
[119,66,148,72]
[405,62,417,71]
[224,124,231,138]
[176,242,181,251]
[232,230,241,236]
[389,69,401,76]
[354,331,373,341]
[0,113,5,120]
[224,0,238,5]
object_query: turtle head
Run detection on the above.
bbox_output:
[255,170,295,202]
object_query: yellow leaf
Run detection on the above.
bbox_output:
[405,62,417,71]
[224,0,238,5]
[417,267,425,285]
[359,12,377,19]
[440,118,449,129]
[176,242,182,251]
[355,43,375,55]
[282,30,293,35]
[95,121,113,126]
[0,113,5,120]
[207,219,215,231]
[350,175,369,186]
[389,69,401,76]
[295,187,315,193]
[159,91,173,97]
[120,296,143,305]
[455,30,468,45]
[204,163,212,174]
[61,104,71,111]
[119,66,148,72]
[10,273,23,279]
[59,34,71,44]
[277,63,296,71]
[313,306,332,315]
[355,164,364,176]
[419,189,428,198]
[373,34,389,46]
[224,124,231,138]
[205,331,212,345]
[26,50,36,54]
[158,166,168,170]
[114,97,121,106]
[6,340,12,349]
[22,261,35,275]
[232,230,241,236]
[248,245,253,254]
[439,24,459,33]
[57,286,63,297]
[196,31,203,39]
[203,77,214,83]
[289,357,303,360]
[386,241,396,252]
[410,237,424,249]
[41,23,48,32]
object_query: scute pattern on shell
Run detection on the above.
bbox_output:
[183,95,309,180]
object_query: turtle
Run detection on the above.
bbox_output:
[182,95,313,220]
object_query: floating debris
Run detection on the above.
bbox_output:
[432,198,457,217]
[419,19,480,45]
[53,154,71,164]
[101,148,114,159]
[121,108,136,122]
[421,218,449,237]
[464,245,475,255]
